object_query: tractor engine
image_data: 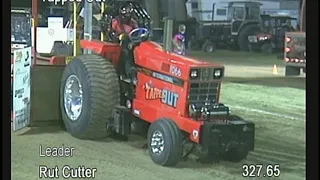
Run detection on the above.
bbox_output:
[187,67,230,121]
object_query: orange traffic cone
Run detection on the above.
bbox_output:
[272,64,278,75]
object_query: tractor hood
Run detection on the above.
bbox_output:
[135,41,225,82]
[139,41,223,68]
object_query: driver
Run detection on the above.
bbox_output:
[111,4,138,36]
[111,4,138,83]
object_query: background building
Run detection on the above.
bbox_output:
[185,0,300,22]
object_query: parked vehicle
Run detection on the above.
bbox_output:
[189,1,262,52]
[248,14,297,53]
[284,0,305,76]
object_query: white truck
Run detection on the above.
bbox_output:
[186,0,281,22]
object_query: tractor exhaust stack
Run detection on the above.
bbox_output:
[163,17,173,52]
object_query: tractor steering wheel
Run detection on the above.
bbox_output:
[128,28,149,44]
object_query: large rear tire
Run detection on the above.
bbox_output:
[238,24,260,51]
[60,54,120,139]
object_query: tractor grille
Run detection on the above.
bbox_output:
[189,82,219,104]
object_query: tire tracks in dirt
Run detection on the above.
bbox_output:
[74,138,239,180]
[12,130,237,180]
[227,104,305,121]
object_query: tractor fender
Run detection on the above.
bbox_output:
[80,40,121,66]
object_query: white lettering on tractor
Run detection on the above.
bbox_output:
[162,89,179,108]
[170,65,182,77]
[144,83,179,108]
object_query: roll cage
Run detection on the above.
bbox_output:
[99,1,151,42]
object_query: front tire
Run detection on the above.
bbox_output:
[202,42,216,52]
[147,118,183,166]
[60,54,120,139]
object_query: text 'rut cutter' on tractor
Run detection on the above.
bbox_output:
[25,0,255,166]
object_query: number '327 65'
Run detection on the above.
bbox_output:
[242,164,281,177]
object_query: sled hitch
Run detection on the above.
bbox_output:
[200,119,255,156]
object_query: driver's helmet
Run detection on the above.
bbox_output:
[178,24,186,34]
[119,4,133,20]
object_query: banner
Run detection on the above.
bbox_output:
[12,47,31,131]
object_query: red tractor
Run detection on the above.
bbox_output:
[57,22,255,166]
[27,1,255,166]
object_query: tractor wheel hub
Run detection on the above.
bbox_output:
[64,75,83,121]
[150,130,165,154]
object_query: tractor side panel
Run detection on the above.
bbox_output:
[80,40,121,66]
[134,72,187,117]
[132,72,202,143]
[30,65,65,126]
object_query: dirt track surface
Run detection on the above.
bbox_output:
[12,129,242,180]
[12,50,305,180]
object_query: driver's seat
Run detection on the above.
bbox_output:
[117,28,149,85]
